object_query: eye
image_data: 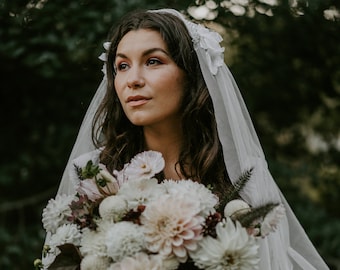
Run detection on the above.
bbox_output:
[116,62,129,71]
[146,58,162,66]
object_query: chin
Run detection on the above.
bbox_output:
[126,113,157,127]
[128,118,152,127]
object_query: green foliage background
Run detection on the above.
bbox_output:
[0,0,339,269]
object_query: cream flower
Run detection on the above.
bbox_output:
[161,255,181,270]
[99,195,128,222]
[118,178,165,210]
[77,178,103,202]
[162,179,219,216]
[189,218,259,270]
[80,227,107,257]
[113,163,129,186]
[80,254,111,270]
[97,164,120,195]
[124,151,165,180]
[49,224,82,247]
[141,194,204,263]
[109,253,179,270]
[82,219,117,256]
[224,199,251,219]
[105,221,145,262]
[261,204,285,237]
[109,253,161,270]
[78,163,119,198]
[42,194,74,234]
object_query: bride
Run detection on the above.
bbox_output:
[42,8,329,270]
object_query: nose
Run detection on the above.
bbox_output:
[127,66,145,89]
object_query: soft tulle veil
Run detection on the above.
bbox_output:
[55,8,329,270]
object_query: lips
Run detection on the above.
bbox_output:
[126,95,151,107]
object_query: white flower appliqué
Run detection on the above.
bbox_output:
[186,21,224,75]
[98,42,111,76]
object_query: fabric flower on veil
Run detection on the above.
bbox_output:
[99,41,111,76]
[154,9,224,75]
[186,21,224,75]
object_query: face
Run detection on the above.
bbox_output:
[114,29,186,128]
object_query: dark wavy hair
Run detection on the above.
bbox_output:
[92,10,230,195]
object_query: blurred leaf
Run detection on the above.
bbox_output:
[49,244,81,270]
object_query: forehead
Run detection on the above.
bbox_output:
[116,29,167,54]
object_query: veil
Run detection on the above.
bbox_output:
[55,8,329,270]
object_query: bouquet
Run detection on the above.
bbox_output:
[35,151,285,270]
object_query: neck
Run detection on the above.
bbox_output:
[143,123,183,180]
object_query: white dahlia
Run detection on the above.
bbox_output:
[80,228,107,257]
[105,221,145,262]
[141,194,204,263]
[80,254,111,270]
[42,194,74,234]
[124,151,165,180]
[83,219,117,256]
[189,218,259,270]
[118,178,165,210]
[162,179,219,216]
[99,195,128,222]
[49,224,82,247]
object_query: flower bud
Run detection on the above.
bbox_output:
[33,258,43,269]
[224,199,251,219]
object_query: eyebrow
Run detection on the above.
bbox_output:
[116,48,169,59]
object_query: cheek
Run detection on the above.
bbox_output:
[114,78,124,102]
[172,73,186,102]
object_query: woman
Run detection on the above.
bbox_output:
[53,9,328,270]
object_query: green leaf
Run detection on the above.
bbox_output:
[223,168,254,204]
[49,244,81,270]
[238,203,279,228]
[80,160,100,179]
